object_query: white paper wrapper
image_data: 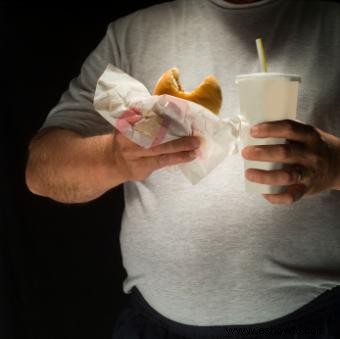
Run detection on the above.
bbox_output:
[94,64,247,184]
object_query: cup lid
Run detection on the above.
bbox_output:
[235,72,301,83]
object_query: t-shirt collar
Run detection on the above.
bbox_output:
[208,0,278,9]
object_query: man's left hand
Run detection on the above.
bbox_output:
[241,119,340,205]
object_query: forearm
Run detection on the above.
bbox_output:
[25,128,124,203]
[323,130,340,190]
[334,153,340,190]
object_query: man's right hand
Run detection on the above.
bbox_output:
[112,131,200,182]
[25,128,200,204]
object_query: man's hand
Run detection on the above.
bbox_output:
[112,131,200,182]
[26,128,200,204]
[241,119,340,205]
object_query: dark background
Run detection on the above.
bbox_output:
[2,2,168,339]
[2,1,340,339]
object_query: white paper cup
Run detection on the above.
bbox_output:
[235,73,301,194]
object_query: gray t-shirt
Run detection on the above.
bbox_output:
[41,0,340,325]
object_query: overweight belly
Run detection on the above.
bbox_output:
[119,157,340,325]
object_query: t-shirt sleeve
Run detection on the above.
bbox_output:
[40,22,122,136]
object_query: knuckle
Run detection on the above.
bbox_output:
[158,154,169,167]
[180,139,190,150]
[278,145,291,159]
[149,147,159,157]
[284,120,297,136]
[162,142,174,154]
[302,124,321,143]
[119,144,130,156]
[180,137,199,150]
[307,127,320,143]
[150,143,164,154]
[171,151,194,165]
[120,148,135,161]
[283,170,294,183]
[305,124,316,134]
[307,153,319,166]
[116,138,132,154]
[306,125,319,139]
[176,138,190,152]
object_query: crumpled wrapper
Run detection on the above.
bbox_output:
[94,64,248,184]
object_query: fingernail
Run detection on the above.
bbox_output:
[250,125,260,136]
[245,170,255,181]
[189,151,197,159]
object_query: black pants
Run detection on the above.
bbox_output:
[112,286,340,339]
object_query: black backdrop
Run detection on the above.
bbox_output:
[2,2,167,339]
[2,1,340,339]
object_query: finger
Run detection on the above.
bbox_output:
[262,184,306,205]
[245,166,306,186]
[242,143,308,165]
[115,130,141,147]
[143,150,198,171]
[115,132,200,158]
[142,136,201,157]
[251,120,321,145]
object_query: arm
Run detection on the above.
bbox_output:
[25,128,122,204]
[25,127,200,204]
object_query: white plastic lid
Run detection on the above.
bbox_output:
[235,72,301,83]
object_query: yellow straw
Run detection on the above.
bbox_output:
[256,38,268,72]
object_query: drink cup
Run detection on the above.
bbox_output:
[235,73,301,194]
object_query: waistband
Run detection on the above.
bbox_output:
[128,286,340,338]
